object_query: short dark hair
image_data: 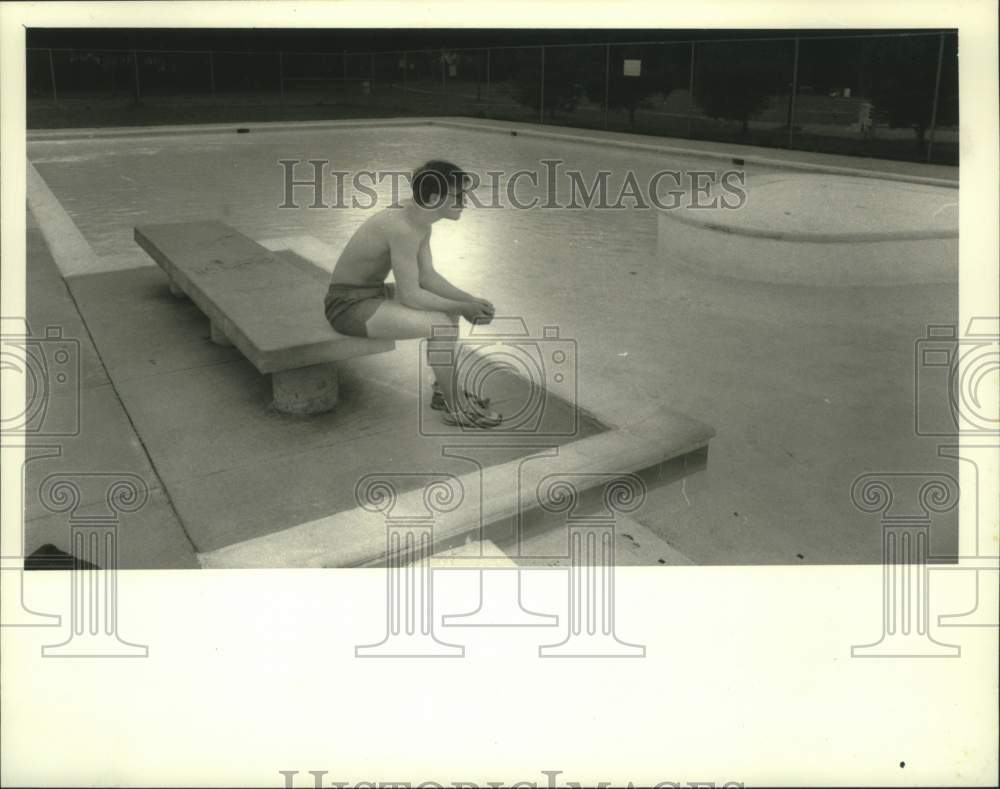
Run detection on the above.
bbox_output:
[412,160,470,208]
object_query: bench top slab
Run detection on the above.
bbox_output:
[134,221,393,373]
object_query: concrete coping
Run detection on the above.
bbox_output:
[196,402,716,569]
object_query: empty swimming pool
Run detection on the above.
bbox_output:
[26,119,960,565]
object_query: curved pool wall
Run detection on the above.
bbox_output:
[657,172,959,287]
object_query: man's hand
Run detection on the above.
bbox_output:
[472,297,495,319]
[461,301,494,325]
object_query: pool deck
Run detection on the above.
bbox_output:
[20,117,960,569]
[23,214,200,569]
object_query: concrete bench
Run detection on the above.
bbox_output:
[134,220,394,414]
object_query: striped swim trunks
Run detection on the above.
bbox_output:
[323,281,396,338]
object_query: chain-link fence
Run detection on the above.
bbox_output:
[27,31,958,164]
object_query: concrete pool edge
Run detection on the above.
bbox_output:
[26,160,105,278]
[28,115,958,188]
[196,403,716,569]
[25,116,424,141]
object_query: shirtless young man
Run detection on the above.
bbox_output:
[322,160,503,427]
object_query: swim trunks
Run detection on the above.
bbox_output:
[323,281,396,338]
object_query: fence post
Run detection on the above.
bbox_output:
[539,46,545,124]
[687,42,696,138]
[132,50,141,105]
[926,32,945,164]
[48,48,58,104]
[603,43,610,129]
[485,48,490,99]
[209,51,215,98]
[787,36,800,149]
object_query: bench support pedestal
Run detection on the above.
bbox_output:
[272,363,340,415]
[168,279,186,298]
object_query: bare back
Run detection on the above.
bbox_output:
[330,205,428,286]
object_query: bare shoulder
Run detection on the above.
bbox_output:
[380,207,428,248]
[378,206,412,233]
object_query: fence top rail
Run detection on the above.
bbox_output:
[33,47,288,56]
[27,29,957,59]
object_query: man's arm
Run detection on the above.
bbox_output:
[389,229,472,315]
